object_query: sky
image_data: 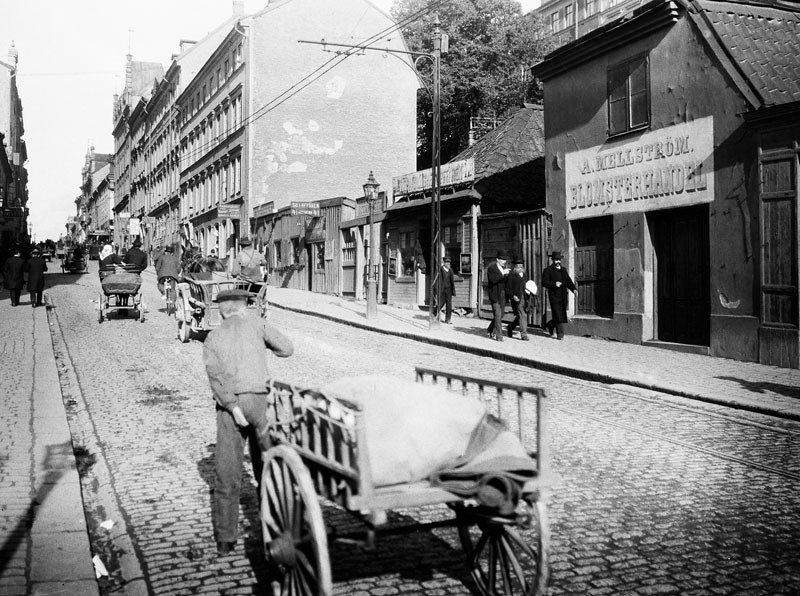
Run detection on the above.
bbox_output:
[1,0,540,242]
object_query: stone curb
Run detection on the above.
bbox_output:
[271,301,800,422]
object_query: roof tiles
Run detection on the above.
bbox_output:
[698,0,800,105]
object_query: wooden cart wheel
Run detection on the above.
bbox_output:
[139,300,146,323]
[261,445,331,596]
[98,292,104,323]
[176,298,190,343]
[256,285,270,320]
[456,499,549,596]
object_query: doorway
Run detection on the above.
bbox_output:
[652,205,710,345]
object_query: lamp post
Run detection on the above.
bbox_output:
[363,171,380,320]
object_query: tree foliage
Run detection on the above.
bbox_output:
[390,0,554,167]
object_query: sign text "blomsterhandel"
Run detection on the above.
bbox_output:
[564,117,714,220]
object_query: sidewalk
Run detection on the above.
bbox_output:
[266,287,800,421]
[0,293,98,596]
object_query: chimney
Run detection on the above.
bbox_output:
[233,1,245,16]
[179,39,197,53]
[7,41,18,67]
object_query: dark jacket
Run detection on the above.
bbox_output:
[123,246,148,272]
[439,265,455,297]
[505,271,529,309]
[542,264,576,324]
[3,255,25,290]
[25,256,47,291]
[155,252,181,281]
[486,262,508,305]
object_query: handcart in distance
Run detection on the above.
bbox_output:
[98,263,145,323]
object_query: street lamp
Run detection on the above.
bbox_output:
[363,171,380,320]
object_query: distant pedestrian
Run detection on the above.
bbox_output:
[438,256,455,324]
[542,251,577,340]
[3,247,25,306]
[486,252,510,341]
[505,258,530,341]
[123,238,148,273]
[203,289,294,557]
[25,248,47,307]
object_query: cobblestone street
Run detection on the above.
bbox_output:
[43,265,800,595]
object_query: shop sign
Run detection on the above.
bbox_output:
[290,201,321,217]
[129,217,141,235]
[218,204,241,219]
[564,116,714,220]
[392,158,475,197]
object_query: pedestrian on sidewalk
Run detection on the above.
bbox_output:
[486,253,510,341]
[24,247,47,307]
[203,289,294,557]
[542,251,577,340]
[438,256,456,324]
[3,247,25,306]
[505,258,530,341]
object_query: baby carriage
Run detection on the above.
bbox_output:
[98,264,145,322]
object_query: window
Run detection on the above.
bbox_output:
[315,243,325,270]
[273,240,282,268]
[342,229,355,263]
[290,237,301,264]
[564,3,575,27]
[585,0,598,17]
[608,55,649,136]
[234,43,243,68]
[550,11,560,33]
[225,59,231,77]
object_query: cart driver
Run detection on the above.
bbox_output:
[203,288,294,557]
[232,237,266,283]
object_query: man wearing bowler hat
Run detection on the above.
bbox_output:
[505,258,530,340]
[438,255,456,324]
[542,250,577,340]
[203,288,293,556]
[123,237,148,273]
[486,252,510,341]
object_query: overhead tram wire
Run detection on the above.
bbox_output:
[176,0,449,165]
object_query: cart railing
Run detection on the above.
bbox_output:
[265,380,366,509]
[415,367,550,484]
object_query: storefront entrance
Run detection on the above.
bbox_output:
[653,205,710,346]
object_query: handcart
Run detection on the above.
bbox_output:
[61,249,88,274]
[98,264,145,323]
[174,273,269,342]
[260,367,551,596]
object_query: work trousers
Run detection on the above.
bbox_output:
[214,393,271,543]
[507,300,528,338]
[30,291,43,306]
[438,290,453,322]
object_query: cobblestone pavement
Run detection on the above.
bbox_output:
[44,263,800,595]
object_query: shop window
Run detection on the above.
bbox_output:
[608,54,649,136]
[291,237,301,264]
[273,240,282,268]
[341,229,355,264]
[573,217,614,317]
[316,243,325,270]
[444,224,461,270]
[761,154,798,327]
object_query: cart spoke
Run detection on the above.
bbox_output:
[269,460,290,526]
[295,551,318,593]
[499,533,530,593]
[265,478,287,531]
[496,535,515,596]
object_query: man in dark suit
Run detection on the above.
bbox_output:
[505,258,530,340]
[438,256,456,324]
[542,251,577,340]
[486,253,510,341]
[2,247,25,306]
[123,238,148,273]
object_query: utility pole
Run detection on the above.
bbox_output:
[428,15,442,330]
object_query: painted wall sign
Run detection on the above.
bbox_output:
[218,204,241,219]
[564,117,714,220]
[392,158,475,198]
[290,201,321,217]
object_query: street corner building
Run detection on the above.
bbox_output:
[533,0,800,367]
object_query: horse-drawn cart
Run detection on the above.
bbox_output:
[260,367,551,595]
[175,274,269,342]
[61,248,88,274]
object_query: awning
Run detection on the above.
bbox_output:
[385,188,481,213]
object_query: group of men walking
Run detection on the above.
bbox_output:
[484,250,577,342]
[2,246,48,307]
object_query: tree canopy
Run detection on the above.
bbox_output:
[390,0,554,168]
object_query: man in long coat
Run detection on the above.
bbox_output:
[3,247,25,306]
[541,251,577,340]
[485,253,510,341]
[123,238,148,272]
[25,247,48,307]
